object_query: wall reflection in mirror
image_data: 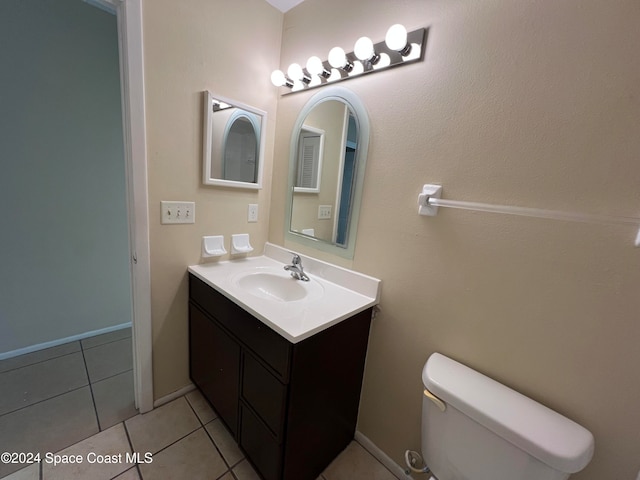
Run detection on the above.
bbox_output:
[286,87,370,259]
[202,91,266,189]
[291,101,357,246]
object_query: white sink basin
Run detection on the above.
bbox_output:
[232,268,324,303]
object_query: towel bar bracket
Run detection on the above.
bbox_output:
[417,184,442,217]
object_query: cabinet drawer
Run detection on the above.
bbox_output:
[190,274,291,380]
[241,352,287,440]
[240,403,282,480]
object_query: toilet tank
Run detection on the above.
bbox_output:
[421,353,594,480]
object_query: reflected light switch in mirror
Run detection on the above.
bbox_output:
[318,205,332,220]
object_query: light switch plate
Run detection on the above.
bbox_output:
[161,201,195,224]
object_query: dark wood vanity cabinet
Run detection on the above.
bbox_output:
[188,273,373,480]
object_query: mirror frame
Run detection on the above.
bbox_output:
[202,90,267,189]
[285,86,370,259]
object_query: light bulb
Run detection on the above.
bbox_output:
[373,53,391,69]
[270,70,284,86]
[385,24,411,55]
[309,75,322,87]
[306,56,329,77]
[327,68,341,82]
[328,46,353,71]
[349,61,364,76]
[288,62,310,84]
[270,70,287,87]
[403,43,421,61]
[354,36,378,64]
[287,63,303,80]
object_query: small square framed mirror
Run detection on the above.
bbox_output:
[202,91,266,189]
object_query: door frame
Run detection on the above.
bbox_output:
[99,0,153,413]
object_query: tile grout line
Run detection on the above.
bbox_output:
[0,356,134,427]
[0,349,91,417]
[89,367,134,388]
[0,330,131,376]
[184,394,236,477]
[201,420,235,475]
[122,421,143,480]
[225,468,239,480]
[80,343,102,431]
[354,438,400,479]
[82,334,133,352]
[0,382,90,418]
[125,402,203,467]
[0,332,133,479]
[144,425,202,460]
[0,347,82,375]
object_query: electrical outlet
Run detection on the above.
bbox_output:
[248,204,258,223]
[318,205,332,220]
[161,201,195,224]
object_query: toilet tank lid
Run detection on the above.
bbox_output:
[423,353,594,474]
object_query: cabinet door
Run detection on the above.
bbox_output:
[189,303,240,436]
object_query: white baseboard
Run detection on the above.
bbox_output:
[0,322,132,360]
[153,383,196,408]
[355,431,415,480]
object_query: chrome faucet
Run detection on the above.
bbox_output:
[284,253,309,281]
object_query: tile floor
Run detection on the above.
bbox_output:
[3,389,399,480]
[0,328,136,478]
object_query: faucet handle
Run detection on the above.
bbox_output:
[290,253,302,265]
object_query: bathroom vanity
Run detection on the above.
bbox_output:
[188,244,381,480]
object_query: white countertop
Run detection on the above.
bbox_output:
[188,243,381,343]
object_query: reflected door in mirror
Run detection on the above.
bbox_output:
[223,115,258,183]
[291,100,353,244]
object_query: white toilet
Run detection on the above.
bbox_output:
[415,353,594,480]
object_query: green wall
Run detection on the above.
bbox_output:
[0,0,132,355]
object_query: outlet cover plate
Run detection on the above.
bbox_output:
[248,204,258,223]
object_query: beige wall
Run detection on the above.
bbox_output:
[269,0,640,479]
[142,0,282,399]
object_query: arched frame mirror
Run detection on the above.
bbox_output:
[202,91,266,189]
[285,87,370,259]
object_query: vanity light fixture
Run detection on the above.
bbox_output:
[270,24,427,94]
